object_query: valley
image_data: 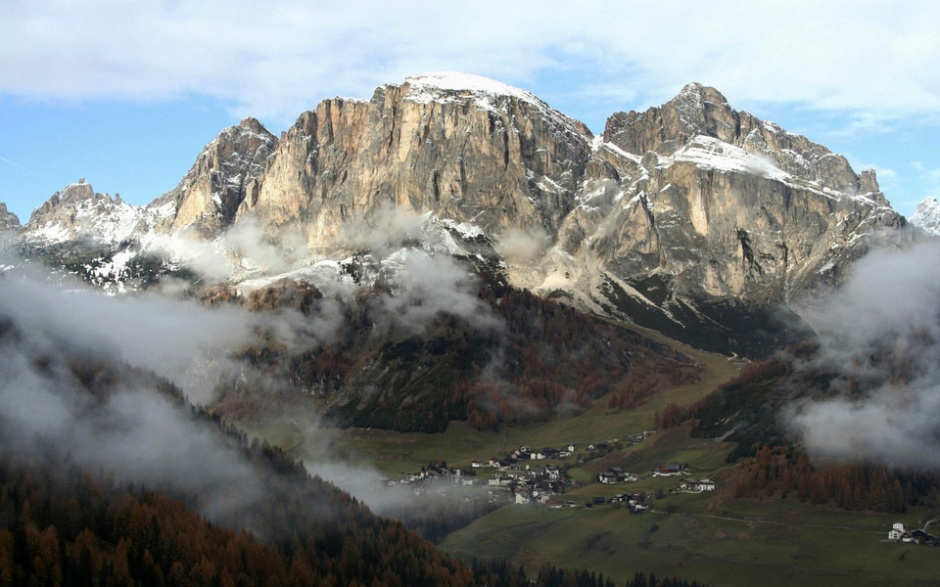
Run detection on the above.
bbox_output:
[243,326,940,586]
[3,72,940,586]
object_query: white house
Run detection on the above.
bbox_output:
[889,522,905,541]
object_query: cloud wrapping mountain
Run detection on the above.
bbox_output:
[787,242,940,468]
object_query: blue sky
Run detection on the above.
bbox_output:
[3,0,940,222]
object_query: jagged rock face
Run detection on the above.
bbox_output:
[0,203,19,231]
[911,197,940,236]
[153,118,278,236]
[232,77,904,311]
[238,73,594,248]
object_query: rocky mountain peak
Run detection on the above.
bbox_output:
[29,180,104,224]
[910,197,940,236]
[24,180,152,245]
[603,83,872,196]
[150,118,278,235]
[237,116,267,135]
[602,82,744,155]
[669,82,735,135]
[0,202,20,231]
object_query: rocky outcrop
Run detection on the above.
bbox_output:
[152,118,278,236]
[0,203,19,231]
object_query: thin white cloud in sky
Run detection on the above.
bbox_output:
[2,0,940,217]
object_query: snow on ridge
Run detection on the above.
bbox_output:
[404,72,543,106]
[594,138,643,164]
[401,72,590,140]
[662,135,884,206]
[668,135,791,183]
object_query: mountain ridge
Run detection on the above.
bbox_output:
[7,73,918,354]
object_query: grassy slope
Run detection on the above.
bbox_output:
[439,499,939,587]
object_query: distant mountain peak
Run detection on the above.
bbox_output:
[674,82,730,107]
[0,202,20,231]
[911,197,940,236]
[148,118,278,235]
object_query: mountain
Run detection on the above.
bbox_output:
[910,196,940,236]
[16,74,913,354]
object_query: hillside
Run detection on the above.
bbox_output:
[202,272,702,433]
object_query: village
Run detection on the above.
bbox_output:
[383,430,719,513]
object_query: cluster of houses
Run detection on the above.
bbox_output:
[384,462,483,493]
[488,462,572,507]
[887,522,939,546]
[451,436,720,510]
[471,444,578,507]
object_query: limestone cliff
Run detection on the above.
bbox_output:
[231,76,906,315]
[237,73,593,248]
[561,83,904,304]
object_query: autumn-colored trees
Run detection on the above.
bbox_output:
[212,277,703,433]
[0,444,485,587]
[730,442,940,512]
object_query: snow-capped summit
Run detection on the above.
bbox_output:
[910,197,940,236]
[25,180,154,245]
[400,72,591,137]
[403,72,545,106]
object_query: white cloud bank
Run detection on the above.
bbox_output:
[787,242,940,468]
[4,0,940,128]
